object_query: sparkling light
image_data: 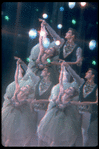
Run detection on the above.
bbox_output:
[40,31,46,36]
[43,38,50,48]
[47,58,51,63]
[68,2,76,9]
[80,2,86,7]
[92,60,96,65]
[42,13,48,19]
[57,24,63,29]
[26,58,30,62]
[72,19,76,24]
[59,6,64,11]
[89,40,96,50]
[36,8,39,12]
[4,15,9,21]
[29,29,38,39]
[55,40,61,46]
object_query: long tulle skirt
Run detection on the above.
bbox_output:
[2,98,37,146]
[37,101,81,146]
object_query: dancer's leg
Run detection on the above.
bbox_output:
[81,112,91,146]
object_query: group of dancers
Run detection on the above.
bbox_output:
[2,19,98,146]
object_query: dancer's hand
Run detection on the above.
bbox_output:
[61,62,64,69]
[14,56,19,60]
[28,99,36,111]
[76,57,83,64]
[38,18,47,25]
[62,61,67,66]
[59,103,65,109]
[64,61,69,67]
[14,56,21,61]
[59,59,64,63]
[58,102,71,109]
[61,61,68,68]
[17,59,20,65]
[38,18,44,22]
[59,60,65,68]
[14,56,22,64]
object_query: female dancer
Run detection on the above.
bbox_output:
[64,63,98,146]
[37,61,83,146]
[36,19,60,69]
[2,59,40,146]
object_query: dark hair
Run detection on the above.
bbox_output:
[68,28,78,39]
[88,68,97,78]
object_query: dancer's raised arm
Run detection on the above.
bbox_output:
[63,61,84,86]
[39,18,65,48]
[36,21,48,66]
[56,63,65,104]
[14,56,27,72]
[14,60,20,91]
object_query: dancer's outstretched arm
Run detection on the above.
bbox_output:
[70,100,98,105]
[37,35,44,61]
[11,60,21,105]
[36,22,47,63]
[39,18,65,48]
[14,60,20,91]
[56,63,65,104]
[51,57,83,66]
[64,61,84,86]
[14,56,27,72]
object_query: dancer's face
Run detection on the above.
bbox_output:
[17,85,30,98]
[21,85,30,91]
[84,70,94,80]
[40,68,48,77]
[46,47,54,55]
[61,87,74,101]
[65,30,73,39]
[65,87,74,95]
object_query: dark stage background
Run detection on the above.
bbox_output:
[1,2,98,104]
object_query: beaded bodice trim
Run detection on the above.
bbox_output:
[83,82,96,98]
[39,79,52,96]
[63,42,76,58]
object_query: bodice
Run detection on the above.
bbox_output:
[63,42,77,62]
[35,79,53,100]
[79,81,97,102]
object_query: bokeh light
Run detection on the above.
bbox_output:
[36,8,39,12]
[68,2,76,9]
[47,58,51,63]
[89,40,96,50]
[42,13,48,19]
[43,38,50,48]
[96,22,98,25]
[57,24,63,29]
[40,30,46,36]
[29,29,38,39]
[80,2,86,7]
[72,19,76,24]
[26,57,30,62]
[92,60,96,65]
[4,15,9,21]
[55,40,61,46]
[59,6,64,11]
